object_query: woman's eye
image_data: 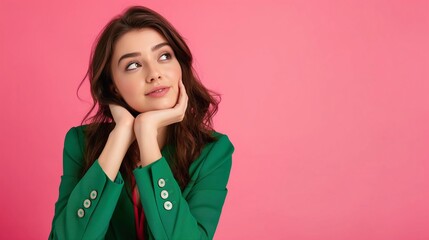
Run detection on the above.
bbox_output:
[160,53,171,61]
[126,62,140,71]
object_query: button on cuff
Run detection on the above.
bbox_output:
[164,201,173,210]
[77,208,85,218]
[83,199,91,208]
[158,178,166,188]
[160,190,169,199]
[90,190,97,200]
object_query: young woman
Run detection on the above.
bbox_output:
[49,6,234,240]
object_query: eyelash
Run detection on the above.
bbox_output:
[126,62,141,71]
[125,52,172,71]
[160,52,172,61]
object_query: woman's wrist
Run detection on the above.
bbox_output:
[135,128,162,166]
[112,124,135,147]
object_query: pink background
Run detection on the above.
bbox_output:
[1,0,428,239]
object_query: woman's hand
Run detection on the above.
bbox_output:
[97,104,136,181]
[134,80,188,138]
[109,104,135,127]
[109,104,136,147]
[134,80,189,165]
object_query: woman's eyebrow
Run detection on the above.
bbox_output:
[152,42,169,51]
[118,52,140,66]
[117,42,170,66]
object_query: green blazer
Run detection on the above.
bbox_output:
[49,125,234,239]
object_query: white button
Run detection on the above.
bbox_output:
[164,201,173,210]
[160,190,169,199]
[90,190,97,200]
[158,179,166,188]
[77,208,85,218]
[83,199,91,208]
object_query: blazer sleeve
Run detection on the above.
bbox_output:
[133,133,234,240]
[49,127,124,240]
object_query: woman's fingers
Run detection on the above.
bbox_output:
[174,80,188,114]
[109,104,135,127]
[135,80,189,131]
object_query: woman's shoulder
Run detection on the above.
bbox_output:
[188,130,234,180]
[63,125,89,157]
[65,123,109,141]
[64,124,88,142]
[198,130,235,163]
[67,124,88,132]
[208,130,234,149]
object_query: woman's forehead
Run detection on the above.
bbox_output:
[113,28,168,55]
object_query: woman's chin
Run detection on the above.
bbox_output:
[136,103,176,113]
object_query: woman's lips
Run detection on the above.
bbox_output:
[145,87,170,97]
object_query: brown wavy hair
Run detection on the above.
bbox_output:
[78,6,220,189]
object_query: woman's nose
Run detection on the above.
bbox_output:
[145,64,162,83]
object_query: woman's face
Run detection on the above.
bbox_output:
[110,28,182,113]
